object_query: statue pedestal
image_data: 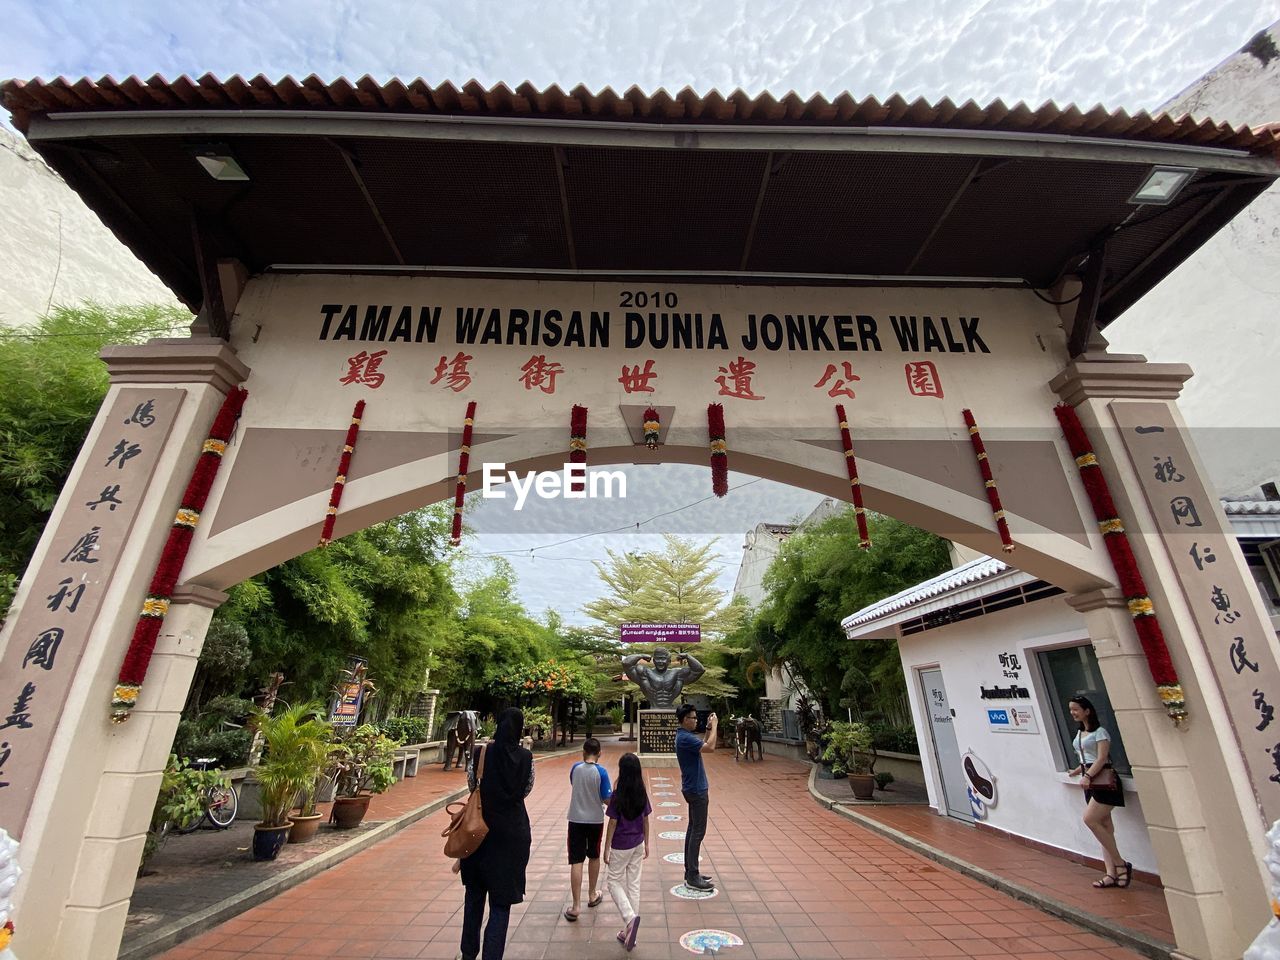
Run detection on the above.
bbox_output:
[638,709,679,768]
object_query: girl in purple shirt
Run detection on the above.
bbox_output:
[603,753,650,952]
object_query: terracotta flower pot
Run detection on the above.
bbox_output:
[287,812,324,843]
[848,773,875,800]
[330,794,372,829]
[252,822,292,861]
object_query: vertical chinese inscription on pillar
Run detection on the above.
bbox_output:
[1113,400,1280,825]
[0,388,183,838]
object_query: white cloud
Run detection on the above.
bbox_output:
[3,1,1275,113]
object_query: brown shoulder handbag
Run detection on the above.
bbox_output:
[442,745,489,859]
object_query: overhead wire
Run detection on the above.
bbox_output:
[473,476,767,560]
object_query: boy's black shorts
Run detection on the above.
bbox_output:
[566,821,604,864]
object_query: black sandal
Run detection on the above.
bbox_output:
[1117,861,1133,888]
[1092,874,1119,888]
[563,908,580,922]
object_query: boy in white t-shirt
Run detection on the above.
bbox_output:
[563,737,612,921]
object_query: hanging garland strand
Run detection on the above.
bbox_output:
[643,407,660,449]
[112,386,248,723]
[569,405,588,494]
[834,404,871,549]
[319,399,366,547]
[961,408,1015,554]
[1055,402,1188,725]
[451,400,477,546]
[708,403,728,497]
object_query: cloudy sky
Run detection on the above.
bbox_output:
[3,2,1277,622]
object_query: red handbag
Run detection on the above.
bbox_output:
[442,745,489,858]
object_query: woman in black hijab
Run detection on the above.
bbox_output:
[458,707,534,960]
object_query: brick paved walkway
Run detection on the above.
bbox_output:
[125,762,471,952]
[845,805,1173,948]
[154,742,1154,959]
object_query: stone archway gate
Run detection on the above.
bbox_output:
[1,76,1279,959]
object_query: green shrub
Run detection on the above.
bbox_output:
[869,723,919,756]
[173,723,252,768]
[522,708,552,738]
[874,771,895,790]
[142,754,228,869]
[608,706,625,728]
[380,716,429,745]
[332,724,398,797]
[822,721,875,775]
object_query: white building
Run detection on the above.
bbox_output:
[0,126,179,326]
[841,22,1280,884]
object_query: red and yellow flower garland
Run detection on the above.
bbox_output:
[112,386,248,723]
[962,408,1015,553]
[569,405,588,493]
[643,407,660,449]
[319,399,365,547]
[1054,402,1187,724]
[708,404,728,497]
[451,401,476,545]
[834,404,871,549]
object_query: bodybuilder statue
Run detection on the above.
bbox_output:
[621,647,706,709]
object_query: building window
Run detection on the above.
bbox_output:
[1036,644,1131,776]
[1257,539,1280,617]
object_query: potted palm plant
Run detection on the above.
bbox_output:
[288,734,339,844]
[330,724,398,829]
[251,701,331,859]
[823,721,877,800]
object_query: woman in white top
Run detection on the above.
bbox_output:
[1069,696,1131,889]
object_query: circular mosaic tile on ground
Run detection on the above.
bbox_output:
[679,929,743,954]
[663,852,685,864]
[655,792,676,797]
[658,801,679,807]
[670,884,721,901]
[658,830,686,840]
[657,814,683,821]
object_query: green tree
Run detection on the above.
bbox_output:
[432,558,557,710]
[584,534,745,701]
[757,510,951,719]
[212,508,460,708]
[0,303,188,615]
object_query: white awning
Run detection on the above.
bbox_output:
[841,555,1037,641]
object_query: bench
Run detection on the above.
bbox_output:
[393,748,420,779]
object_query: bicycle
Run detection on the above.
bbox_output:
[173,758,239,833]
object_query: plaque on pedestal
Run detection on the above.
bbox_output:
[638,709,679,767]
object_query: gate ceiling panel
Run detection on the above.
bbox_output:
[348,138,570,268]
[562,146,765,271]
[746,152,978,275]
[7,75,1276,328]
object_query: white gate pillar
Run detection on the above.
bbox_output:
[1055,355,1279,960]
[0,339,247,960]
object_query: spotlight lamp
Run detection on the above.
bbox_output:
[1129,165,1195,205]
[193,144,250,182]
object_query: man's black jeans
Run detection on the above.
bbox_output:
[460,884,511,960]
[682,789,709,882]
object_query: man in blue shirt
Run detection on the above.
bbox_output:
[675,704,718,891]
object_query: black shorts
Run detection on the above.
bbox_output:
[1084,786,1125,807]
[567,822,604,863]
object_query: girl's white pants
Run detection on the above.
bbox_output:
[606,844,644,925]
